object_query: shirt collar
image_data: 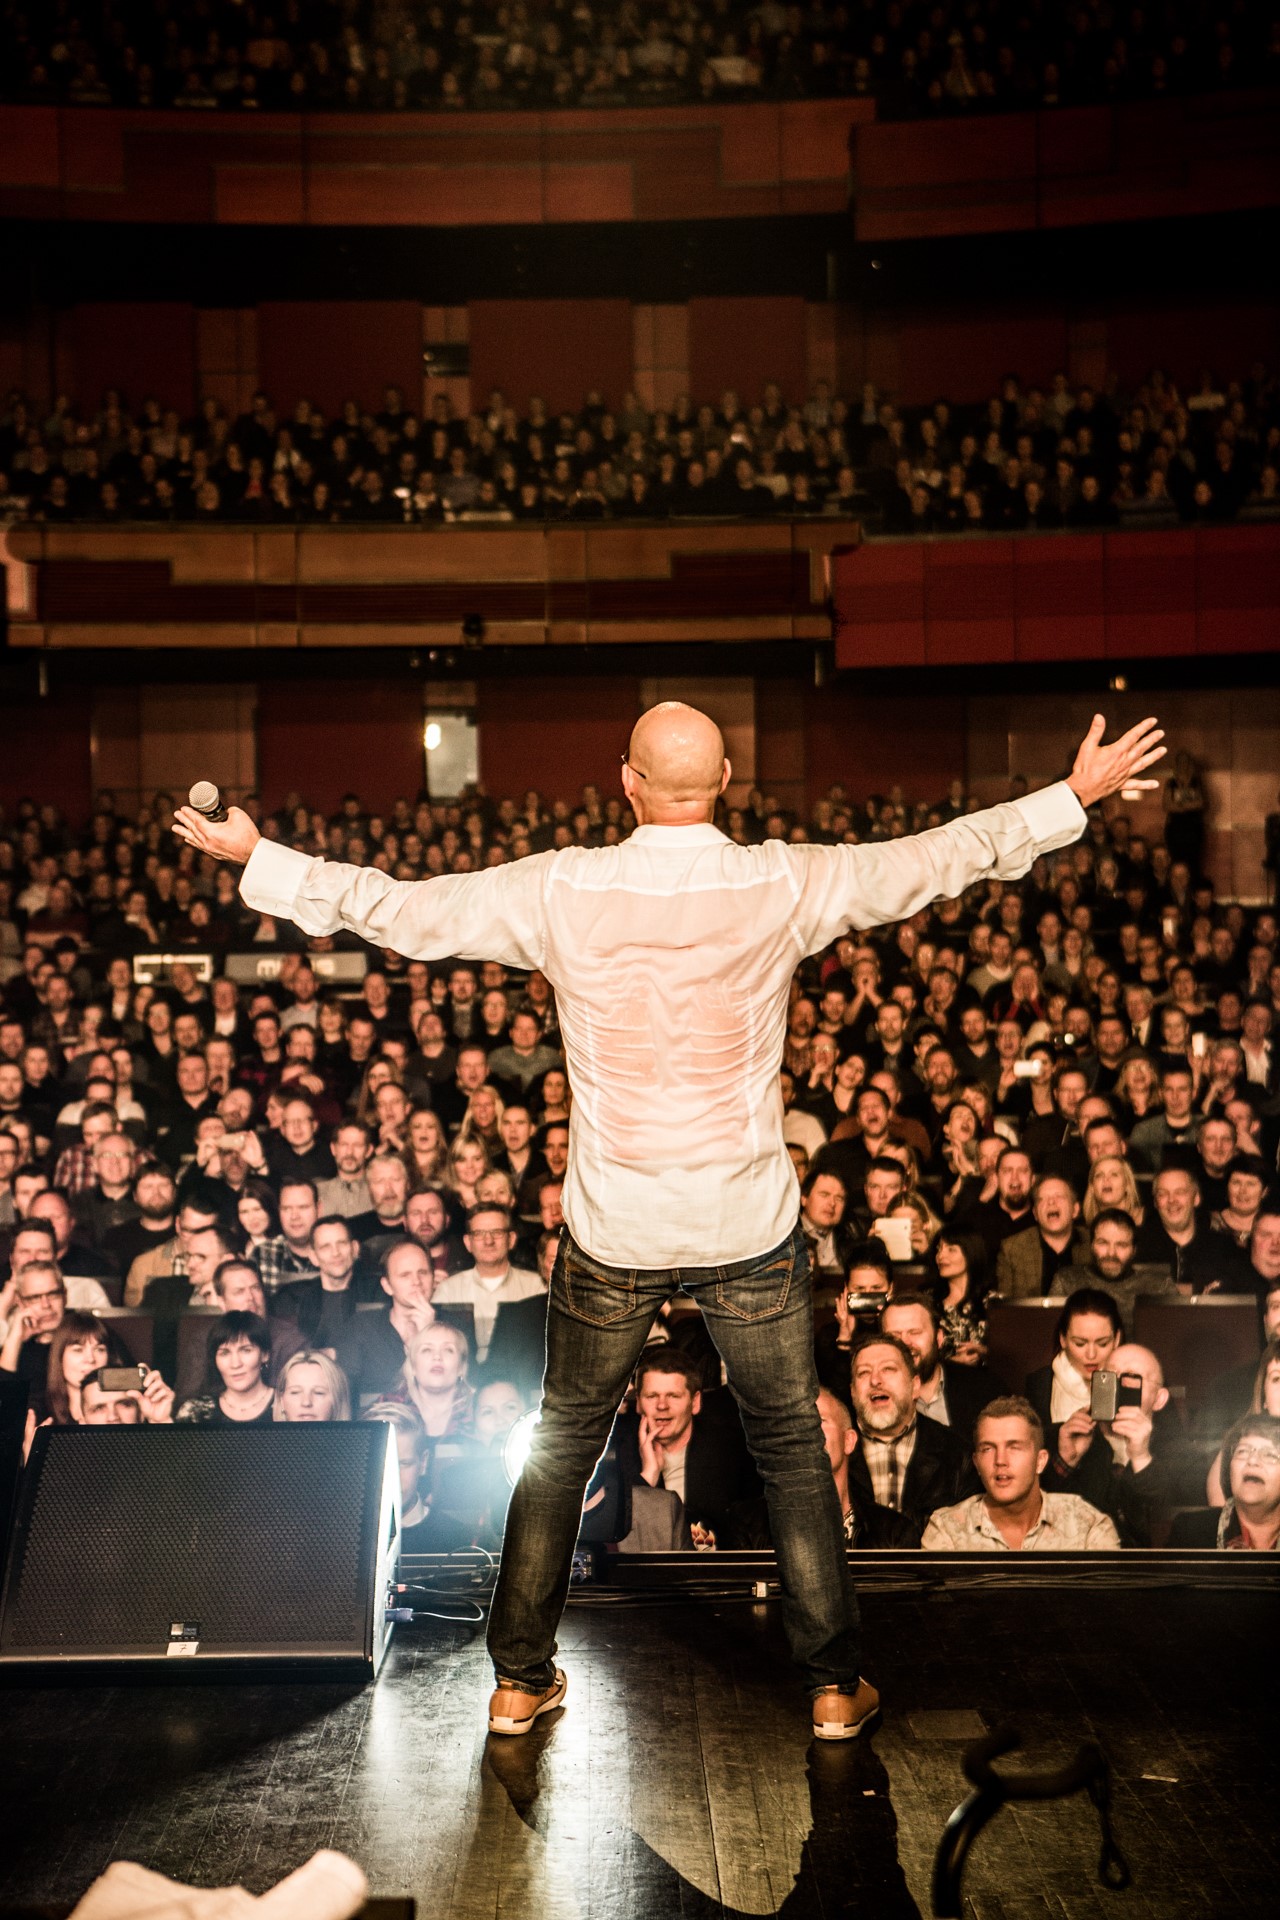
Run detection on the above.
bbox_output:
[628,824,728,845]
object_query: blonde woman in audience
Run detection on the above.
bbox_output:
[406,1107,449,1189]
[396,1322,474,1439]
[1083,1155,1145,1228]
[1116,1053,1161,1126]
[458,1082,506,1157]
[273,1349,351,1423]
[445,1132,490,1211]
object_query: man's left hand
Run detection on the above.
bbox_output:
[1109,1405,1153,1472]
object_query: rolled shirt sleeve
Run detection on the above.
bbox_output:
[794,781,1087,956]
[239,837,554,970]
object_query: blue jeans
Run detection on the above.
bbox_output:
[487,1225,862,1695]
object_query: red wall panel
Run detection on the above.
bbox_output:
[478,676,640,798]
[63,303,197,416]
[804,684,968,804]
[688,298,808,408]
[1104,301,1280,392]
[255,302,424,419]
[468,302,633,415]
[0,682,93,818]
[256,679,426,814]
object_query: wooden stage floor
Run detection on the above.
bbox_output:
[1,1581,1273,1919]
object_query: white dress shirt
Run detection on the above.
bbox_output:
[432,1262,546,1362]
[239,783,1084,1268]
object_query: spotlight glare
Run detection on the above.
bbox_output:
[503,1409,541,1487]
[424,722,442,751]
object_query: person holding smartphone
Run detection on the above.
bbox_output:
[1037,1337,1190,1545]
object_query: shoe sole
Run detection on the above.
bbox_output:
[812,1705,881,1742]
[488,1673,568,1737]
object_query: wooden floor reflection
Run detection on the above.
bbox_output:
[0,1586,1273,1918]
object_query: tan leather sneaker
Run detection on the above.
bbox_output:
[488,1668,569,1736]
[811,1678,881,1742]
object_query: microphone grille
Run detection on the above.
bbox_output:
[189,781,220,812]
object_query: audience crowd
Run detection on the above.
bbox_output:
[3,0,1273,116]
[2,755,1279,1555]
[3,363,1277,531]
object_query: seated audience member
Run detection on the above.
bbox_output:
[1026,1286,1123,1439]
[922,1397,1121,1552]
[1044,1341,1192,1545]
[969,1147,1035,1262]
[1082,1154,1145,1231]
[431,1202,547,1394]
[207,1256,307,1379]
[1201,1281,1280,1441]
[392,1321,474,1442]
[349,1151,412,1253]
[316,1120,374,1218]
[925,1227,990,1363]
[1230,1206,1280,1303]
[853,1157,909,1239]
[614,1347,758,1547]
[1128,1063,1198,1170]
[994,1175,1087,1299]
[798,1167,854,1280]
[70,1131,139,1248]
[1049,1208,1178,1331]
[847,1332,973,1524]
[43,1309,113,1425]
[880,1293,1007,1448]
[1135,1164,1228,1293]
[79,1370,175,1426]
[5,1217,112,1312]
[258,1177,322,1292]
[337,1235,460,1403]
[1206,1164,1275,1289]
[273,1348,351,1422]
[365,1401,432,1541]
[813,1238,894,1404]
[726,1389,922,1550]
[1170,1414,1280,1550]
[1204,1336,1280,1506]
[176,1311,277,1425]
[124,1188,224,1306]
[263,1094,336,1186]
[0,1258,73,1418]
[101,1162,178,1279]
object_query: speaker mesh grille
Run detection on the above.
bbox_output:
[1,1427,377,1658]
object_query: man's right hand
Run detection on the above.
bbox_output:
[172,804,261,866]
[638,1413,665,1487]
[1056,1408,1096,1469]
[1065,715,1166,810]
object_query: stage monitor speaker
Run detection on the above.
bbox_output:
[0,1424,399,1679]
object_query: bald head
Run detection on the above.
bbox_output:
[625,703,730,822]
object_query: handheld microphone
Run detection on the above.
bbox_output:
[188,781,229,824]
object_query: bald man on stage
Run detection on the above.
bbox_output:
[176,703,1164,1740]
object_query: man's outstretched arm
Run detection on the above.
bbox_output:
[799,713,1166,948]
[172,809,551,969]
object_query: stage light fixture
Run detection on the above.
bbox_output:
[502,1410,541,1487]
[424,722,442,751]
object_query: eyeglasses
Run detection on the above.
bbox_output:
[1233,1446,1280,1469]
[469,1228,511,1241]
[620,753,647,781]
[19,1288,64,1305]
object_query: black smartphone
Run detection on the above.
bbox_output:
[97,1365,147,1393]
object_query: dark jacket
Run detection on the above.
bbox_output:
[1026,1364,1196,1545]
[723,1485,921,1551]
[921,1359,1009,1450]
[613,1407,761,1542]
[995,1225,1089,1300]
[846,1413,975,1526]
